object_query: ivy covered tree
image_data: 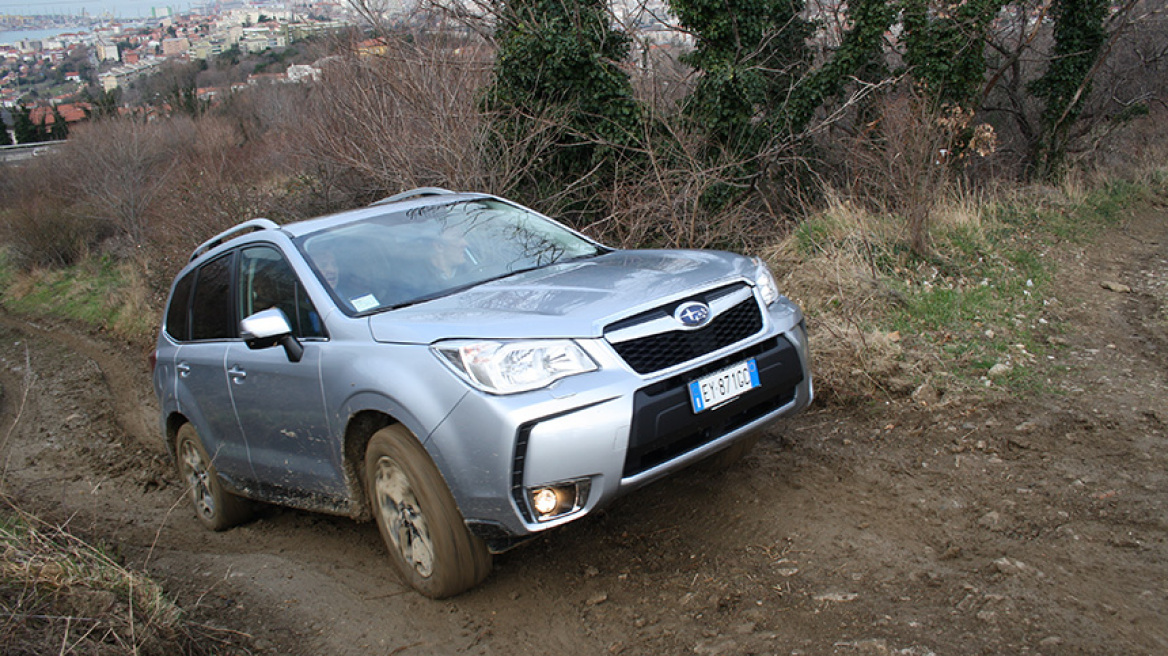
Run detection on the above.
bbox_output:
[484,0,641,219]
[901,0,1007,110]
[670,0,811,154]
[783,0,897,133]
[1029,0,1109,179]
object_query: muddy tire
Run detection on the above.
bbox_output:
[174,423,254,531]
[364,425,491,598]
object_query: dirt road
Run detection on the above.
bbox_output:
[1,208,1165,655]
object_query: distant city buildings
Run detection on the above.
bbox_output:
[2,0,355,105]
[99,59,163,92]
[95,37,120,62]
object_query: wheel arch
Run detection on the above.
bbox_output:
[341,409,397,521]
[163,411,189,459]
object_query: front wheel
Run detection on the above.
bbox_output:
[364,425,491,598]
[174,423,254,531]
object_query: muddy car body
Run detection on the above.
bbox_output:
[152,188,813,597]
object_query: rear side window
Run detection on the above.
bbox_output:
[190,253,235,341]
[165,270,195,341]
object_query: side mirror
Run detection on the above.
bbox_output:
[240,308,304,363]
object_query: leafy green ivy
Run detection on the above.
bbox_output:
[783,0,897,135]
[671,0,811,154]
[484,0,642,221]
[1029,0,1109,179]
[901,0,1006,109]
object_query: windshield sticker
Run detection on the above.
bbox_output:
[351,294,380,312]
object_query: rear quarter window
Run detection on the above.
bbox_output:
[164,270,194,341]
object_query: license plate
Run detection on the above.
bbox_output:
[688,358,760,413]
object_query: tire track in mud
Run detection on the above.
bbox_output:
[0,313,156,446]
[0,314,494,655]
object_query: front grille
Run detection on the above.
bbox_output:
[622,336,803,478]
[608,295,763,374]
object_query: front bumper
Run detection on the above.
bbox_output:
[424,315,812,547]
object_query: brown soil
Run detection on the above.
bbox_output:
[1,207,1165,656]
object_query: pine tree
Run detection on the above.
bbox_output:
[51,106,70,140]
[13,106,41,144]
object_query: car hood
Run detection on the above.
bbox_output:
[367,250,756,344]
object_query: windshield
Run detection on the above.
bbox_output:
[297,199,604,315]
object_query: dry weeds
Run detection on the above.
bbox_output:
[0,499,248,656]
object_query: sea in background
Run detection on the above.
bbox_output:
[0,27,83,45]
[0,0,198,21]
[0,0,205,45]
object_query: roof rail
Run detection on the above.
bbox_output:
[369,187,456,207]
[190,218,280,262]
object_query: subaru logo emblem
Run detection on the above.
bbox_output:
[674,301,712,328]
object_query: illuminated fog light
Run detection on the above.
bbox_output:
[532,488,559,516]
[527,479,592,522]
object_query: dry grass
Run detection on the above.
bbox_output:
[763,186,1014,403]
[763,194,909,402]
[0,500,247,656]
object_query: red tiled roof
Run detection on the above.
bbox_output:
[28,102,93,125]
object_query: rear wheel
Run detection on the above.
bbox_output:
[174,423,254,531]
[364,425,491,598]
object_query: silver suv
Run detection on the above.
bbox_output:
[152,189,813,597]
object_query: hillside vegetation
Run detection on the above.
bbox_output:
[0,5,1163,396]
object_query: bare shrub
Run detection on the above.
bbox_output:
[0,156,110,269]
[1086,105,1168,183]
[219,79,313,145]
[152,117,269,269]
[0,200,97,270]
[587,115,784,249]
[297,35,504,203]
[826,90,997,254]
[59,117,183,249]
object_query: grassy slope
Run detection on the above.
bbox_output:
[0,255,157,344]
[770,175,1164,403]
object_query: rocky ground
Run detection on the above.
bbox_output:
[0,207,1164,655]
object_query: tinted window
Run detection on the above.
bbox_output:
[165,269,195,341]
[190,253,235,341]
[237,246,326,339]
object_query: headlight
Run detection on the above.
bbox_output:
[752,257,780,306]
[433,339,598,394]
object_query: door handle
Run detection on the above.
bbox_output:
[176,362,191,378]
[228,366,247,383]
